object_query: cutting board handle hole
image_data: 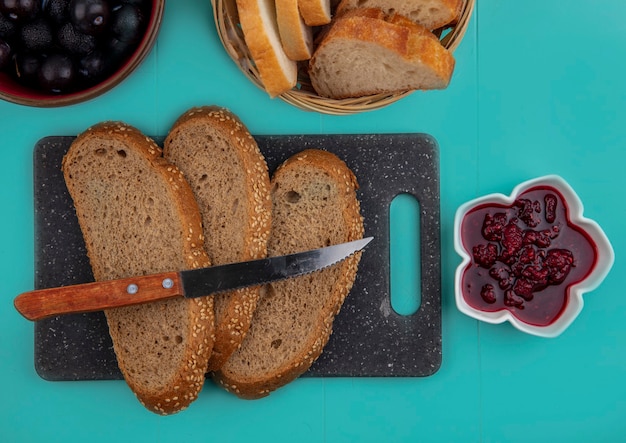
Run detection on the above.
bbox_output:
[390,193,421,316]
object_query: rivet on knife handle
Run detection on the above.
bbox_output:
[14,271,182,321]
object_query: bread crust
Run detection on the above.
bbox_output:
[213,149,364,399]
[335,0,463,29]
[164,106,272,372]
[62,122,215,415]
[276,0,314,61]
[299,0,332,26]
[236,0,298,97]
[309,8,455,98]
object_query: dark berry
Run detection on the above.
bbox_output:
[57,22,96,55]
[105,34,133,60]
[38,52,77,93]
[515,198,541,228]
[504,289,525,309]
[0,12,17,39]
[535,229,557,248]
[46,0,71,25]
[488,263,510,283]
[518,245,536,264]
[121,0,152,17]
[512,278,535,302]
[482,212,507,241]
[109,4,144,43]
[544,194,557,223]
[0,37,10,69]
[544,249,574,284]
[481,284,496,304]
[13,51,40,85]
[498,276,515,291]
[19,18,53,52]
[0,0,40,23]
[78,48,109,82]
[500,221,523,263]
[472,243,498,269]
[70,0,110,35]
[118,0,149,8]
[510,260,524,278]
[522,229,537,245]
[521,264,549,288]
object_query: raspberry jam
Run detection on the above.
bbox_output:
[460,186,598,326]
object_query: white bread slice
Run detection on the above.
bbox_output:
[299,0,332,26]
[214,149,364,399]
[62,122,214,415]
[236,0,298,97]
[335,0,463,30]
[163,106,272,372]
[308,8,455,99]
[276,0,314,61]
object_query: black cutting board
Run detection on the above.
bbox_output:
[33,133,441,380]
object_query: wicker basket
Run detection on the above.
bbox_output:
[212,0,475,115]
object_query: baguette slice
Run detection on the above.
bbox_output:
[308,8,455,99]
[298,0,332,26]
[214,149,364,399]
[276,0,314,61]
[62,122,214,415]
[236,0,297,97]
[163,106,272,372]
[335,0,463,30]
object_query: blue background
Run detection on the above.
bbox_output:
[2,1,624,441]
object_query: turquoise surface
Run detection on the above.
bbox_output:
[1,0,624,441]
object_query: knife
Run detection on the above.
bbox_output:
[14,237,373,321]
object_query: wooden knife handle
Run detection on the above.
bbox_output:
[14,271,183,321]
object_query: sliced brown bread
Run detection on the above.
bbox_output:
[276,0,314,61]
[236,0,298,97]
[335,0,463,30]
[214,149,364,399]
[62,122,215,415]
[308,8,455,99]
[163,106,272,372]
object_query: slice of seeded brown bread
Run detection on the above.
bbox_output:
[213,149,364,399]
[62,122,215,415]
[163,106,272,373]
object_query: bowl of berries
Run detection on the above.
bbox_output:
[454,175,614,338]
[0,0,164,107]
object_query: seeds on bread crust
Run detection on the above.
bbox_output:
[213,149,364,399]
[164,106,272,373]
[62,121,215,415]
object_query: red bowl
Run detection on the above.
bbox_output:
[0,1,164,107]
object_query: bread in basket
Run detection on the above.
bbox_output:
[212,0,475,114]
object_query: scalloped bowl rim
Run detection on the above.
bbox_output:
[454,175,614,338]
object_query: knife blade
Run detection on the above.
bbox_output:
[14,237,373,321]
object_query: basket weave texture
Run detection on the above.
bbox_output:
[212,0,475,115]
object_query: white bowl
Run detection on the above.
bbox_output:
[454,175,614,338]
